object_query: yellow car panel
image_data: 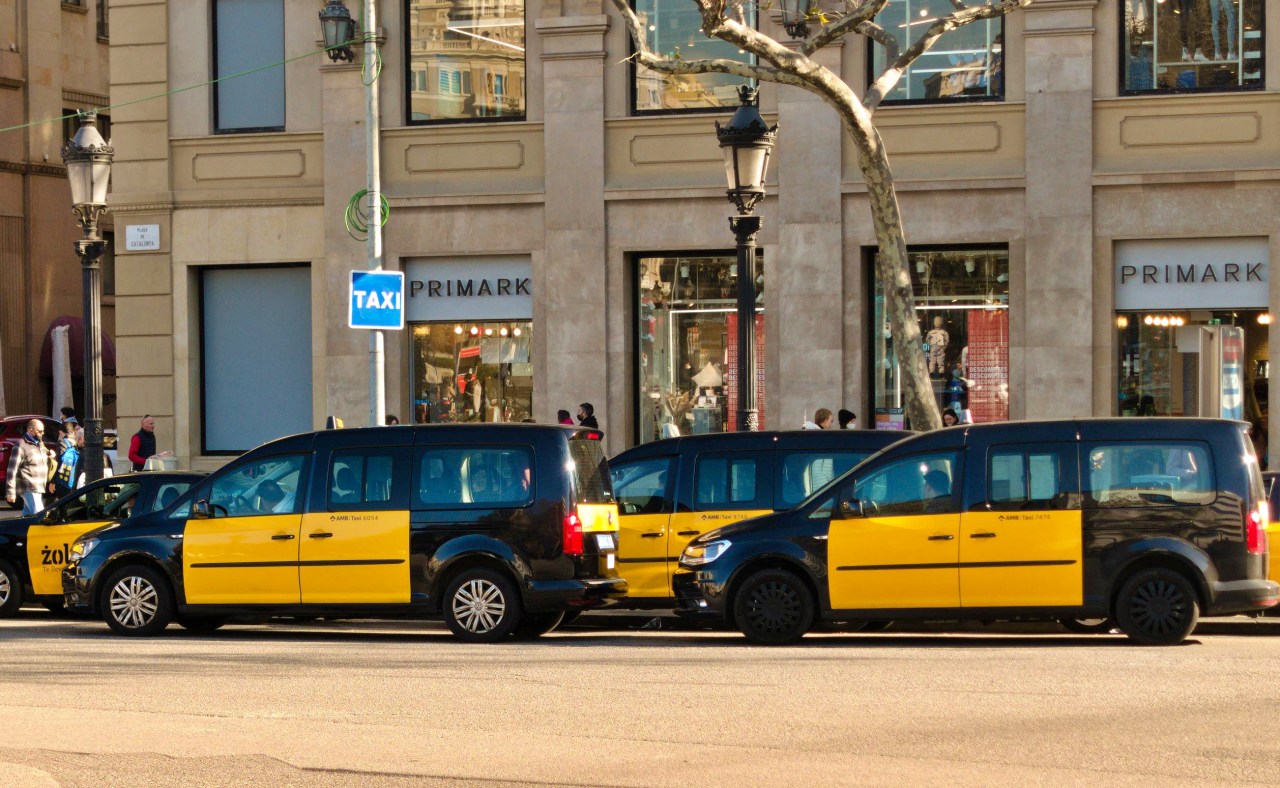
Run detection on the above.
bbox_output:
[183,514,302,604]
[669,509,769,563]
[828,513,961,609]
[299,511,410,604]
[576,503,620,534]
[958,510,1083,607]
[617,512,671,598]
[27,522,109,596]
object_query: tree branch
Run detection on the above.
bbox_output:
[801,0,891,56]
[865,0,1028,112]
[612,0,786,81]
[855,21,899,64]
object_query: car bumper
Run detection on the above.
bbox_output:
[671,568,729,620]
[1207,578,1279,616]
[524,576,628,613]
[62,555,106,613]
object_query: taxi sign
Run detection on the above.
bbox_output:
[349,270,405,330]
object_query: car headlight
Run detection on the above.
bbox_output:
[682,539,731,566]
[70,538,99,561]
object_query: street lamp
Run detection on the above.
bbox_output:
[320,0,388,427]
[715,86,777,432]
[779,0,814,39]
[61,112,113,483]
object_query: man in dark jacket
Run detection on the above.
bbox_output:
[129,415,157,471]
[577,403,599,429]
[6,420,55,514]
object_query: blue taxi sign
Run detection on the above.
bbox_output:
[349,270,405,330]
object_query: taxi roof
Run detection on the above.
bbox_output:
[612,429,913,463]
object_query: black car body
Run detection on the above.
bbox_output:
[63,424,624,641]
[0,471,203,615]
[674,418,1277,645]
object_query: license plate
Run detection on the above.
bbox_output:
[596,533,616,550]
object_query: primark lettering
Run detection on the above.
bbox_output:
[409,278,531,299]
[1119,262,1265,285]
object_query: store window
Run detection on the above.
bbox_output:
[870,1,1003,103]
[632,0,755,112]
[213,0,285,133]
[405,0,525,123]
[871,248,1009,428]
[410,321,532,423]
[635,254,764,443]
[1122,0,1263,92]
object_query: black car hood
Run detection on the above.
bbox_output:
[694,510,790,544]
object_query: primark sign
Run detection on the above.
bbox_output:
[1115,238,1269,311]
[405,256,533,322]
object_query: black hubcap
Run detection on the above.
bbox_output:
[1130,579,1187,635]
[746,581,801,634]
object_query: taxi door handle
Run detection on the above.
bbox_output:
[640,532,664,538]
[927,534,954,541]
[271,534,296,541]
[970,532,997,539]
[677,530,700,536]
[309,532,335,539]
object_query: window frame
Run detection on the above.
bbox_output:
[324,447,412,512]
[1117,0,1267,97]
[984,443,1076,512]
[212,0,286,135]
[865,7,1006,107]
[692,451,772,511]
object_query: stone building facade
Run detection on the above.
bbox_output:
[108,0,1280,469]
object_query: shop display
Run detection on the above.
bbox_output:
[410,322,533,424]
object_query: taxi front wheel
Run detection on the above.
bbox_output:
[1114,568,1199,646]
[443,568,523,643]
[102,564,175,637]
[0,559,23,617]
[732,568,815,645]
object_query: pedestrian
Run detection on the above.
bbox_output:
[128,415,158,471]
[803,408,833,430]
[75,428,114,488]
[5,419,56,515]
[557,409,574,425]
[942,409,959,427]
[577,403,599,429]
[385,414,400,425]
[838,409,857,430]
[50,418,81,499]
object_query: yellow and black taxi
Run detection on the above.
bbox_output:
[673,418,1277,645]
[609,429,910,606]
[63,424,624,641]
[0,471,202,616]
[1264,470,1279,601]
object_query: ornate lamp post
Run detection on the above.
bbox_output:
[62,112,114,483]
[319,0,357,62]
[778,0,814,39]
[715,86,777,432]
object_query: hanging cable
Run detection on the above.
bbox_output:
[344,190,389,242]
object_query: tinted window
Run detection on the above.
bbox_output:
[143,481,195,514]
[416,447,532,508]
[611,458,672,515]
[1084,442,1214,507]
[329,451,406,510]
[695,454,763,509]
[850,452,959,517]
[777,450,871,508]
[61,482,141,522]
[989,449,1066,509]
[569,437,613,504]
[203,455,305,517]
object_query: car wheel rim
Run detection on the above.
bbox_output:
[452,579,506,634]
[1129,579,1187,636]
[0,570,10,606]
[108,575,159,629]
[746,580,802,634]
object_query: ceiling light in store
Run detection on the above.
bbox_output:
[513,327,522,337]
[470,326,479,335]
[454,325,463,334]
[1259,313,1273,325]
[500,327,509,336]
[1116,315,1129,329]
[484,328,493,336]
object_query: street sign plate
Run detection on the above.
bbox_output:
[349,270,405,330]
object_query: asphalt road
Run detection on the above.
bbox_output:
[2,612,1280,787]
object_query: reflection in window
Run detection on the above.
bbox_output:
[632,0,755,112]
[990,450,1061,506]
[331,453,395,506]
[206,456,304,517]
[871,1,1003,102]
[851,452,957,516]
[1123,0,1262,92]
[406,0,525,122]
[778,451,870,507]
[636,254,765,442]
[611,458,672,514]
[416,447,532,507]
[872,249,1009,429]
[410,321,532,423]
[1085,442,1214,506]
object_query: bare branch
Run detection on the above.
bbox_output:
[611,0,787,81]
[855,21,898,64]
[865,0,1028,112]
[948,0,968,9]
[801,0,891,56]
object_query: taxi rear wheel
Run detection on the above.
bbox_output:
[0,559,23,618]
[732,568,815,645]
[102,564,174,637]
[1114,568,1199,646]
[443,569,523,643]
[511,611,565,639]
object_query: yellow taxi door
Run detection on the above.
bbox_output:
[182,456,306,605]
[960,446,1083,608]
[612,458,674,598]
[26,482,142,596]
[300,449,411,604]
[827,451,962,610]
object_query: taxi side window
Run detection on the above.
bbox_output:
[202,455,306,517]
[141,482,193,515]
[777,451,870,508]
[414,447,533,509]
[60,483,140,522]
[694,454,767,510]
[988,449,1065,510]
[611,458,672,515]
[328,450,408,511]
[850,452,958,517]
[1083,442,1215,508]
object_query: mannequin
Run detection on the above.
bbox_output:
[925,315,950,377]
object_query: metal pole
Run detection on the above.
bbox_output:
[76,230,106,484]
[731,214,761,432]
[365,0,385,427]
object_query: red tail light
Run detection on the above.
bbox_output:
[562,511,584,555]
[1247,501,1269,555]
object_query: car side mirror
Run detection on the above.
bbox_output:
[192,500,212,519]
[41,508,60,525]
[838,499,865,519]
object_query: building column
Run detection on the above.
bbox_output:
[773,42,847,430]
[536,15,610,440]
[1021,0,1097,419]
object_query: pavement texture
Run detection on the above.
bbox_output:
[2,611,1280,786]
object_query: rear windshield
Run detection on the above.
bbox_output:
[569,437,613,504]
